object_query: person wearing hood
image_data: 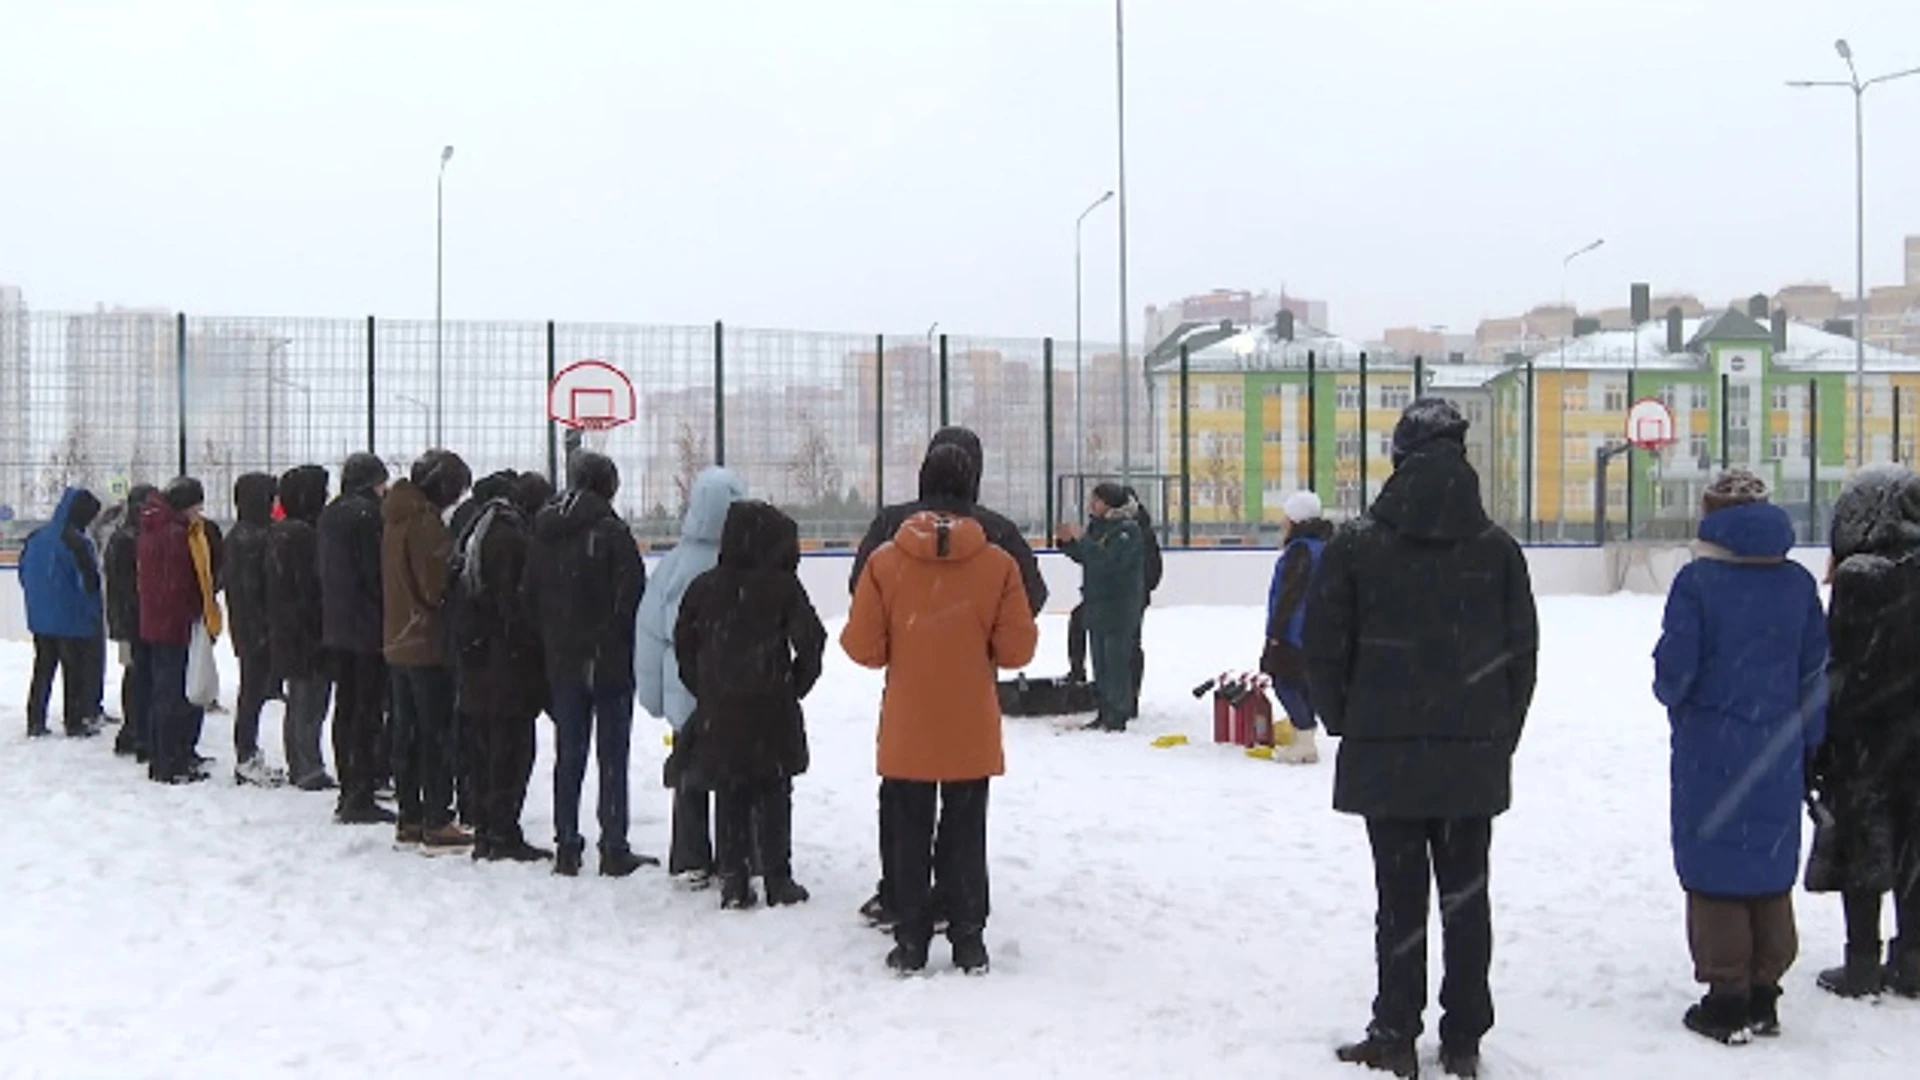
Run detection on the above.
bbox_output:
[848,428,1048,930]
[523,450,653,878]
[139,478,220,784]
[673,499,828,909]
[267,465,334,791]
[1812,464,1920,1001]
[383,449,474,850]
[447,467,525,824]
[106,484,158,758]
[1653,471,1828,1043]
[635,466,748,883]
[1261,490,1334,766]
[1304,399,1537,1080]
[1056,482,1146,733]
[449,470,555,863]
[842,444,1040,975]
[225,472,284,785]
[20,486,106,738]
[319,452,397,824]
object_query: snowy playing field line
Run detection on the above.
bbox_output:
[2,598,1915,1078]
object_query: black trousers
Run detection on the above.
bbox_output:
[146,643,193,779]
[716,779,792,881]
[28,634,101,733]
[1067,604,1146,698]
[120,641,152,753]
[468,709,537,846]
[233,638,272,763]
[883,778,990,947]
[875,780,960,918]
[329,650,387,809]
[453,710,479,826]
[389,665,457,829]
[1364,817,1496,1047]
[671,782,714,875]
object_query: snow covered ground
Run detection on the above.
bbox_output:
[1,597,1915,1079]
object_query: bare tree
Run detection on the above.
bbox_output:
[673,420,710,516]
[200,436,236,519]
[788,412,841,508]
[40,429,95,508]
[1200,433,1240,518]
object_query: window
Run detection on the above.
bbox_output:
[1603,386,1626,412]
[1769,432,1789,460]
[1335,432,1360,460]
[1262,383,1283,398]
[1657,385,1678,410]
[1688,433,1709,464]
[1564,481,1588,511]
[1336,383,1360,410]
[1378,433,1395,459]
[1771,384,1791,411]
[1562,386,1588,410]
[1689,384,1710,411]
[1380,384,1412,411]
[1658,483,1681,511]
[1220,386,1245,412]
[1334,480,1361,512]
[1726,385,1751,429]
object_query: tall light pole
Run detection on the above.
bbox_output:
[435,144,454,448]
[1557,238,1603,537]
[1115,0,1133,489]
[1075,190,1115,488]
[1789,41,1920,468]
[925,321,939,434]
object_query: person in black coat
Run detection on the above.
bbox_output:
[1305,399,1538,1080]
[522,451,652,877]
[106,484,158,759]
[451,471,555,864]
[446,468,522,827]
[1813,465,1920,1000]
[847,425,1047,928]
[675,500,827,910]
[317,452,396,825]
[226,472,282,784]
[268,465,333,791]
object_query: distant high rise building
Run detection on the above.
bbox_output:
[1,285,29,511]
[1145,289,1329,352]
[1908,234,1920,287]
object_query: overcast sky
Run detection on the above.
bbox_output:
[3,0,1918,343]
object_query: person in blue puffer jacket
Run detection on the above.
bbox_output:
[1653,469,1829,1045]
[1260,490,1333,765]
[635,466,748,883]
[20,487,107,738]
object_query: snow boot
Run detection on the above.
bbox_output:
[554,846,583,878]
[64,719,101,738]
[720,874,760,910]
[335,800,398,826]
[27,723,50,738]
[113,727,139,756]
[950,932,990,975]
[1335,1033,1419,1078]
[599,848,659,879]
[887,938,930,975]
[233,755,287,788]
[1277,727,1320,764]
[765,876,811,907]
[860,891,897,930]
[489,839,554,864]
[1682,991,1752,1045]
[1748,984,1783,1037]
[294,771,338,792]
[395,822,424,845]
[1438,1043,1479,1078]
[1886,944,1920,999]
[1817,945,1886,999]
[421,823,473,852]
[157,769,209,786]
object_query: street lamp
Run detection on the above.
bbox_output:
[435,144,454,448]
[1115,0,1133,489]
[271,373,312,467]
[1075,190,1115,488]
[262,337,289,472]
[1788,41,1920,468]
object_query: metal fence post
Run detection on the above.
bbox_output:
[545,320,558,481]
[713,320,726,467]
[1358,352,1370,513]
[1809,378,1820,543]
[1179,342,1191,546]
[365,315,377,453]
[1625,368,1636,540]
[1306,350,1317,493]
[1896,385,1904,464]
[1043,337,1055,537]
[1523,361,1536,543]
[938,333,950,428]
[1413,354,1425,400]
[874,334,885,512]
[1720,372,1731,472]
[175,312,188,477]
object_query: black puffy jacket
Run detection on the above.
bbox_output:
[267,466,330,679]
[103,486,155,644]
[1305,441,1539,820]
[225,473,278,656]
[318,486,385,656]
[523,488,646,687]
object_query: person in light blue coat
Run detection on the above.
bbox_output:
[635,466,748,882]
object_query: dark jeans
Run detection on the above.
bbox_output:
[146,643,194,779]
[469,709,538,847]
[80,635,106,718]
[389,665,457,829]
[1364,817,1496,1047]
[28,634,101,732]
[1843,888,1920,953]
[121,641,152,752]
[715,779,789,881]
[233,638,272,763]
[884,778,990,947]
[283,676,331,785]
[550,680,634,855]
[329,650,387,808]
[453,711,478,826]
[671,781,714,876]
[1272,676,1319,731]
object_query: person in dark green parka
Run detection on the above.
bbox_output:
[1057,482,1145,732]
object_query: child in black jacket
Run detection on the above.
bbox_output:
[673,501,827,909]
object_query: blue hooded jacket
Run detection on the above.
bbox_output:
[1653,501,1829,897]
[20,487,106,639]
[634,468,747,730]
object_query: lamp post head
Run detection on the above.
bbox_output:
[1099,190,1115,205]
[440,145,455,166]
[1835,39,1852,61]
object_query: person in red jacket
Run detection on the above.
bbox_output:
[139,478,217,785]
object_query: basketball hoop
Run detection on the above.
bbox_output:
[1625,397,1677,452]
[549,360,637,432]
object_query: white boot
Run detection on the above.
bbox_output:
[1276,727,1319,765]
[234,755,288,787]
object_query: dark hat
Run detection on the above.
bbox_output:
[1391,398,1470,467]
[509,471,554,516]
[919,444,975,502]
[471,469,518,505]
[342,452,390,493]
[567,450,620,501]
[410,449,472,509]
[276,466,330,523]
[125,483,158,510]
[926,427,984,503]
[163,476,206,512]
[1702,469,1769,514]
[1092,481,1129,509]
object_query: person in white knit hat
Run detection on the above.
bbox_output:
[1259,490,1332,764]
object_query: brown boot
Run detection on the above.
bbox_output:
[422,822,474,849]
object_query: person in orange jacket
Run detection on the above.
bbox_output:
[841,444,1039,976]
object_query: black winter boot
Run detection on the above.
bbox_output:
[1682,991,1752,1045]
[599,848,659,879]
[1336,1033,1419,1078]
[720,874,759,910]
[1817,945,1886,999]
[860,890,897,930]
[1885,943,1920,999]
[553,846,583,878]
[1438,1043,1479,1078]
[950,932,990,975]
[886,938,929,975]
[765,876,811,907]
[1747,984,1782,1037]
